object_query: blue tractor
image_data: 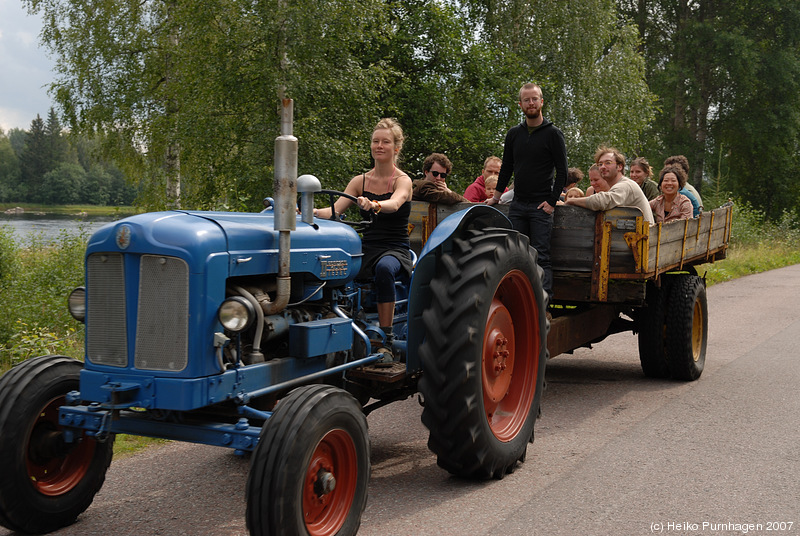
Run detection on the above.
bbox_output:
[0,100,548,535]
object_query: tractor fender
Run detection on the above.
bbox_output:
[406,205,512,371]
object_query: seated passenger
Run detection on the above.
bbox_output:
[314,118,412,337]
[679,185,701,217]
[412,152,467,204]
[558,187,584,205]
[560,167,584,202]
[649,165,693,223]
[498,182,514,204]
[664,154,703,216]
[584,164,601,195]
[565,146,655,224]
[464,156,502,202]
[483,174,499,201]
[629,157,660,201]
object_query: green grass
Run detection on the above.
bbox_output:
[699,243,800,286]
[113,434,170,459]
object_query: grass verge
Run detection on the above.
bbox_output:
[114,435,171,459]
[698,243,800,286]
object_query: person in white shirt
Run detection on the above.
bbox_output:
[565,146,654,224]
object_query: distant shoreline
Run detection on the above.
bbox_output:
[0,204,137,217]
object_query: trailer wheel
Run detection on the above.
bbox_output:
[637,280,672,378]
[665,275,708,381]
[418,229,547,479]
[0,355,114,534]
[246,384,369,536]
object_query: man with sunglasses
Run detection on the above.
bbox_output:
[412,152,467,204]
[487,83,568,300]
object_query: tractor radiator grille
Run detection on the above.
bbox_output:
[87,253,128,367]
[86,253,189,371]
[134,255,189,371]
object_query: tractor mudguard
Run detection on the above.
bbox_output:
[406,205,512,370]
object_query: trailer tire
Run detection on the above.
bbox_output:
[246,384,369,536]
[637,280,672,378]
[665,275,708,381]
[0,355,114,534]
[418,229,547,479]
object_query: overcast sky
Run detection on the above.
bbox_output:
[0,0,56,132]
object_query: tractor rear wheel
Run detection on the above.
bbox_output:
[246,384,369,536]
[666,274,708,381]
[418,228,547,479]
[0,355,114,534]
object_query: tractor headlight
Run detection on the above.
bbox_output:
[68,287,86,323]
[218,296,255,333]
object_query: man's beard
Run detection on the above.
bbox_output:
[525,110,541,120]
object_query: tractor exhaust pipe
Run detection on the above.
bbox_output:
[269,98,297,314]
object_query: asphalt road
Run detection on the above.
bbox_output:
[3,265,799,536]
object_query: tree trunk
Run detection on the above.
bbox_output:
[164,0,181,209]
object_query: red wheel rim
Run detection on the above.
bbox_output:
[481,269,540,441]
[26,396,95,496]
[303,428,358,536]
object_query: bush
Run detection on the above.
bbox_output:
[0,226,19,290]
[0,228,87,372]
[728,200,800,249]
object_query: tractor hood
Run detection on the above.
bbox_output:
[86,210,363,282]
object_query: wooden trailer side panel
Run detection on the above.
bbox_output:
[407,200,732,305]
[645,204,732,274]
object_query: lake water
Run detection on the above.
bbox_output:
[0,212,125,245]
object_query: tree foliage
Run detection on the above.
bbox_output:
[26,0,655,209]
[25,0,800,219]
[619,0,800,219]
[0,133,21,202]
[0,119,137,206]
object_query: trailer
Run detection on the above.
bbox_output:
[409,199,732,379]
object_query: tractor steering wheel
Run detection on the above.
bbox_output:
[318,189,374,233]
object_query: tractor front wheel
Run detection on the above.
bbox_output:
[246,384,369,536]
[0,355,114,534]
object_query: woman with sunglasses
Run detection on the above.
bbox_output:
[315,118,413,342]
[411,152,467,204]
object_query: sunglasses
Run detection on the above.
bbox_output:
[431,170,448,179]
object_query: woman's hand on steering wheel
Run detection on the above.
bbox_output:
[317,189,374,232]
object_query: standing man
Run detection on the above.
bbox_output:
[566,146,654,224]
[464,156,502,202]
[487,83,568,299]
